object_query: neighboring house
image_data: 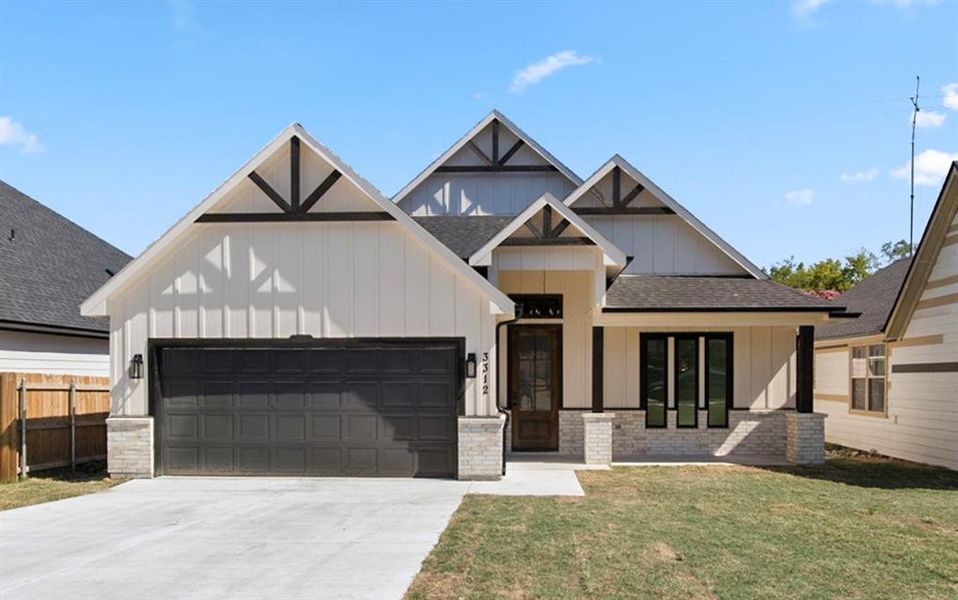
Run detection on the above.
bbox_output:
[82,112,847,480]
[815,162,958,471]
[1,180,130,376]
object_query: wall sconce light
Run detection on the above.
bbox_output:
[465,353,477,379]
[130,354,144,380]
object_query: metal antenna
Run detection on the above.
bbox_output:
[909,76,920,256]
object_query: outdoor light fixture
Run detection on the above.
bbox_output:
[465,353,477,378]
[130,354,144,380]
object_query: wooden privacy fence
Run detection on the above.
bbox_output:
[0,373,110,482]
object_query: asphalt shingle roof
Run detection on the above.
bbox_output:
[605,275,839,311]
[413,215,515,259]
[0,180,131,334]
[815,257,912,340]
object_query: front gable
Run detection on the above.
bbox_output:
[564,156,764,278]
[393,111,581,216]
[81,124,513,318]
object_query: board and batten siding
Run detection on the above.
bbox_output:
[106,221,499,419]
[0,330,110,377]
[583,215,746,275]
[603,326,798,410]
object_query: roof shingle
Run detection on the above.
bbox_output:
[816,258,912,340]
[605,276,839,311]
[0,180,131,334]
[413,215,515,259]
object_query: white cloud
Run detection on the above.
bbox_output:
[791,0,830,19]
[915,110,946,128]
[785,189,815,206]
[943,83,958,111]
[841,168,878,183]
[871,0,939,7]
[0,116,44,154]
[509,51,594,94]
[168,0,195,32]
[892,149,958,186]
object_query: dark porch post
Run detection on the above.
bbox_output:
[796,325,814,413]
[592,327,604,412]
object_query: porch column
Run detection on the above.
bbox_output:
[796,325,814,413]
[592,327,604,412]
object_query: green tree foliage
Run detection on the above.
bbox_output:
[880,239,912,264]
[769,248,883,293]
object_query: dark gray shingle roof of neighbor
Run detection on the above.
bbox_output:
[413,215,515,259]
[0,180,131,334]
[605,276,839,311]
[815,257,912,340]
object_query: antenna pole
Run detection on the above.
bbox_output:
[910,76,920,255]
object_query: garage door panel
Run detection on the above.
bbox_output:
[274,415,306,441]
[156,342,460,477]
[202,414,234,440]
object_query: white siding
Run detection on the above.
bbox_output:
[586,215,746,275]
[107,221,498,419]
[602,326,797,409]
[0,330,110,376]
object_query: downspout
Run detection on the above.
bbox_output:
[494,305,523,476]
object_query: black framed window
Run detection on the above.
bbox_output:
[640,335,667,428]
[705,334,733,428]
[640,332,734,429]
[674,336,698,428]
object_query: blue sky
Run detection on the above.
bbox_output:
[2,1,956,269]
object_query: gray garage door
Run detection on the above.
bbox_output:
[153,340,462,477]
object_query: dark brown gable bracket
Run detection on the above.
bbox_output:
[572,166,675,216]
[196,136,393,223]
[509,205,590,246]
[434,119,559,174]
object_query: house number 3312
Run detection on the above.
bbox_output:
[480,352,489,397]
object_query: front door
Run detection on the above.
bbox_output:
[509,325,561,451]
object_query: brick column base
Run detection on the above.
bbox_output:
[785,412,826,465]
[582,413,615,466]
[458,415,505,480]
[107,417,154,478]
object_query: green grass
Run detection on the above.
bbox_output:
[407,455,958,600]
[0,463,123,511]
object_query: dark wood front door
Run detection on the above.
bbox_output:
[509,325,561,451]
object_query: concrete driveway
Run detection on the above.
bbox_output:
[0,477,473,600]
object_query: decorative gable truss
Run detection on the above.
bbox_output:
[196,136,392,223]
[571,164,672,216]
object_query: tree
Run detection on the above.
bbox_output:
[880,239,912,264]
[769,248,878,293]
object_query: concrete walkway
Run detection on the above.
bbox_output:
[0,465,586,600]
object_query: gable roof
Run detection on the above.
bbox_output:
[563,155,767,280]
[815,258,912,340]
[81,124,514,317]
[1,180,131,335]
[467,192,627,267]
[391,110,582,206]
[606,275,840,312]
[885,161,958,340]
[413,216,515,259]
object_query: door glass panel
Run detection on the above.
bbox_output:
[519,361,533,387]
[515,330,554,415]
[676,338,697,427]
[535,388,552,411]
[644,338,667,427]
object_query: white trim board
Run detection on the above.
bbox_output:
[81,123,515,318]
[563,155,767,280]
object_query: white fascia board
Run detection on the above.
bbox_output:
[563,156,768,280]
[391,110,582,206]
[468,193,627,267]
[82,123,515,318]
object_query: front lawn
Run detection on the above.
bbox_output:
[0,463,123,511]
[407,456,958,599]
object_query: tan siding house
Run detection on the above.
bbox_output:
[815,162,958,470]
[83,112,844,480]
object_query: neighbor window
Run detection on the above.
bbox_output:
[641,335,668,428]
[850,344,886,415]
[640,333,734,429]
